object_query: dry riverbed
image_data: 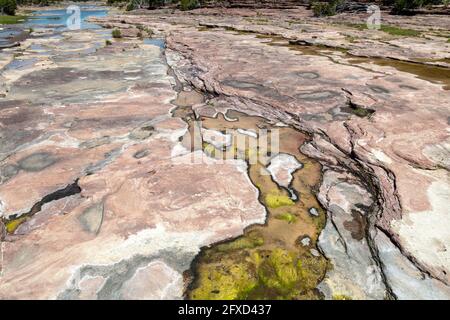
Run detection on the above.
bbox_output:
[0,5,449,300]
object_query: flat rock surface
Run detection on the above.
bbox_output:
[0,20,265,299]
[92,6,450,298]
[1,5,449,300]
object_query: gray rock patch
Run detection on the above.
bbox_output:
[58,250,194,300]
[368,85,389,94]
[296,90,339,101]
[134,149,150,159]
[0,164,19,183]
[129,125,154,140]
[296,71,320,79]
[80,136,111,149]
[18,152,57,172]
[78,203,104,235]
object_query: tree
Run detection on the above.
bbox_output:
[0,0,17,16]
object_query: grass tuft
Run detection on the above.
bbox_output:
[112,28,122,38]
[344,23,421,37]
[0,15,27,25]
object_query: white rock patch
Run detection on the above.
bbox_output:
[266,153,303,189]
[391,180,450,280]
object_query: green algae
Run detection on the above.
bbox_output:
[258,249,299,291]
[186,111,329,300]
[190,260,258,300]
[333,294,353,300]
[275,212,297,224]
[343,23,421,37]
[215,231,265,252]
[4,216,26,233]
[202,142,216,157]
[379,25,421,37]
[265,191,295,209]
[190,247,328,300]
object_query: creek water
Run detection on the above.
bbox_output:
[0,5,108,48]
[25,5,108,30]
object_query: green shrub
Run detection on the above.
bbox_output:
[180,0,199,11]
[112,29,122,38]
[0,0,17,16]
[388,0,445,11]
[393,0,449,13]
[312,1,337,17]
[105,39,112,45]
[107,0,127,5]
[125,1,134,11]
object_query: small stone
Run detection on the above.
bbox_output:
[310,248,321,257]
[134,149,150,159]
[309,207,319,217]
[301,236,311,247]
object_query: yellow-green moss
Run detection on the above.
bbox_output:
[215,233,264,252]
[258,249,299,290]
[265,191,294,208]
[343,23,421,37]
[275,212,297,224]
[255,249,328,299]
[190,263,258,300]
[333,294,353,300]
[190,248,327,300]
[203,142,216,157]
[5,216,26,233]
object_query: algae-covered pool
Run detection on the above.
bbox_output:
[175,106,329,300]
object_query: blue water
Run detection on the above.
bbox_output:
[144,38,166,49]
[26,6,108,30]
